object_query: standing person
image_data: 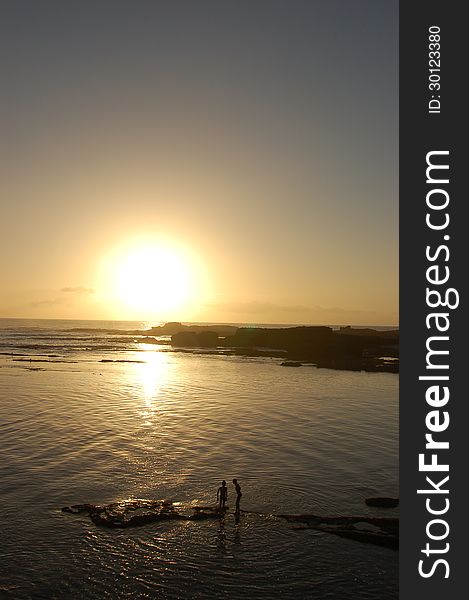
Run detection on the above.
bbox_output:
[217,480,228,512]
[232,478,242,514]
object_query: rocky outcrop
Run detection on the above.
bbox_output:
[61,499,222,528]
[62,498,399,549]
[228,326,333,351]
[171,331,199,347]
[171,331,220,347]
[146,322,238,337]
[168,325,399,373]
[197,331,220,347]
[338,326,399,340]
[365,497,399,508]
[279,514,398,549]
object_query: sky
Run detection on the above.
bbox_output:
[0,0,398,326]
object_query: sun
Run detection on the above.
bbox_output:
[101,241,203,319]
[117,246,190,314]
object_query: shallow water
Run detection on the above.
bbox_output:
[0,321,398,599]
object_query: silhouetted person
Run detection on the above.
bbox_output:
[232,478,242,514]
[217,480,228,512]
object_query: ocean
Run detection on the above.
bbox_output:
[0,319,398,599]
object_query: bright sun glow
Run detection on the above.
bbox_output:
[99,238,207,319]
[117,246,190,313]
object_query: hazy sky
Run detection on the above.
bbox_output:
[1,0,398,325]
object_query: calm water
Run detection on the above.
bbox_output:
[0,319,398,599]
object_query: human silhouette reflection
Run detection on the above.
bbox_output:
[233,525,241,547]
[217,518,227,555]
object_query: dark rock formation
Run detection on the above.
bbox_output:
[228,326,333,352]
[62,499,399,550]
[168,324,399,373]
[281,361,302,367]
[61,499,223,528]
[100,359,145,363]
[338,326,399,340]
[197,331,219,347]
[146,322,238,337]
[365,497,399,508]
[171,331,219,347]
[279,514,398,549]
[171,331,198,347]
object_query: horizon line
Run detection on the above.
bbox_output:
[0,316,400,329]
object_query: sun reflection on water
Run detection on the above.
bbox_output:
[137,349,170,406]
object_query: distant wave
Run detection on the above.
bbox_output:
[64,328,138,334]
